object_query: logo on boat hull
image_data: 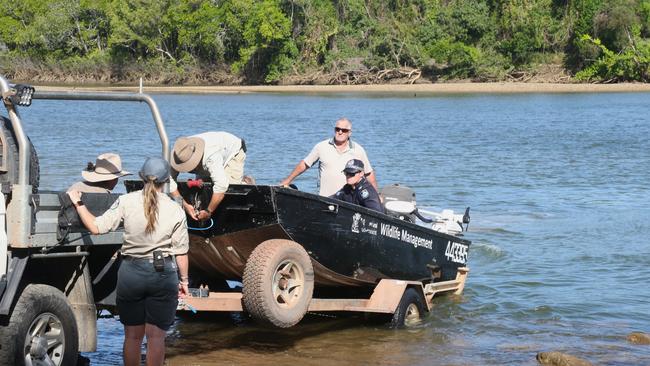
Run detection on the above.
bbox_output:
[351,213,378,235]
[351,213,363,233]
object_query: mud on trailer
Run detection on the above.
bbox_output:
[0,77,469,366]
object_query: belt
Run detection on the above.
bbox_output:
[122,254,175,262]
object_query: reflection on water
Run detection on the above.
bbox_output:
[165,309,468,366]
[17,91,650,365]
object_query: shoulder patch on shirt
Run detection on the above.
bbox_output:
[360,189,369,199]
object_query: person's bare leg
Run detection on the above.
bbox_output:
[123,325,145,366]
[144,323,167,366]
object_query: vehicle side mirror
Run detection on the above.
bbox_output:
[384,200,416,214]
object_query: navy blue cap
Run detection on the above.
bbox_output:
[343,159,364,174]
[139,157,170,183]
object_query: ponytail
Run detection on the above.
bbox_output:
[143,176,159,234]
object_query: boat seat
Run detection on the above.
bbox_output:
[380,183,417,223]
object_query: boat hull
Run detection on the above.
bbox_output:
[182,184,471,287]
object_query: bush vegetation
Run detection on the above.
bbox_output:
[2,0,650,84]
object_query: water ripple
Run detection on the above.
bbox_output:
[20,92,649,366]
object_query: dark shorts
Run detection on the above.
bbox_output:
[116,256,178,330]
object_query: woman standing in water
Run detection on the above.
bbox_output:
[68,157,189,366]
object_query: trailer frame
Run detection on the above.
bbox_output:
[180,267,468,316]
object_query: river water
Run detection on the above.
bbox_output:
[19,91,650,365]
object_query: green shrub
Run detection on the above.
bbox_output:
[576,34,650,81]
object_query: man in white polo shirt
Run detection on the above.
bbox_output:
[280,118,377,196]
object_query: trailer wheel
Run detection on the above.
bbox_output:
[391,288,427,328]
[242,239,314,328]
[0,284,78,366]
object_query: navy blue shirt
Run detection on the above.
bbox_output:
[331,177,383,213]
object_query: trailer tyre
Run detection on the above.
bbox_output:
[242,239,314,328]
[0,284,79,366]
[391,288,427,328]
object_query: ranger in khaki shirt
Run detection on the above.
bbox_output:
[95,191,189,258]
[280,118,377,197]
[68,157,190,365]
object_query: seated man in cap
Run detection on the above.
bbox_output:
[68,153,131,193]
[330,159,383,213]
[170,131,246,221]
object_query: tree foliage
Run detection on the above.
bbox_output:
[233,0,296,83]
[575,34,650,81]
[2,0,650,83]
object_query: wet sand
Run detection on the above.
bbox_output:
[34,82,650,94]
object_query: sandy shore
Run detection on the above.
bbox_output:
[34,82,650,94]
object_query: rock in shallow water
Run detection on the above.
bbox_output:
[536,351,592,366]
[627,332,650,345]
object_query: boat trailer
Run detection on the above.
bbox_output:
[180,267,468,319]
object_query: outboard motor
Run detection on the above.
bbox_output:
[381,184,470,236]
[380,184,417,223]
[426,207,470,236]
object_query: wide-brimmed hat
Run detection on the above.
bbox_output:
[139,157,170,183]
[171,136,204,172]
[343,159,364,174]
[82,153,131,183]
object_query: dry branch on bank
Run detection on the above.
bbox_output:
[506,64,573,84]
[291,67,425,85]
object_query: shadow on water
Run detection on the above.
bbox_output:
[166,312,377,357]
[163,293,486,365]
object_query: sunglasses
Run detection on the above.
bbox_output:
[334,127,351,133]
[344,171,359,177]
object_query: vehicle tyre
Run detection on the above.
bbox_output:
[390,288,427,328]
[0,284,79,366]
[0,116,40,193]
[242,239,314,328]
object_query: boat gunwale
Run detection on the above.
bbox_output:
[271,185,471,246]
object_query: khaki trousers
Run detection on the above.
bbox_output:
[224,149,246,184]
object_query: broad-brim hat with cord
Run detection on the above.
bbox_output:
[171,136,205,172]
[139,157,170,183]
[81,153,131,183]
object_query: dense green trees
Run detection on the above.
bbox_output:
[1,0,649,84]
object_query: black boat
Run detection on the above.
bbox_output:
[178,183,471,288]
